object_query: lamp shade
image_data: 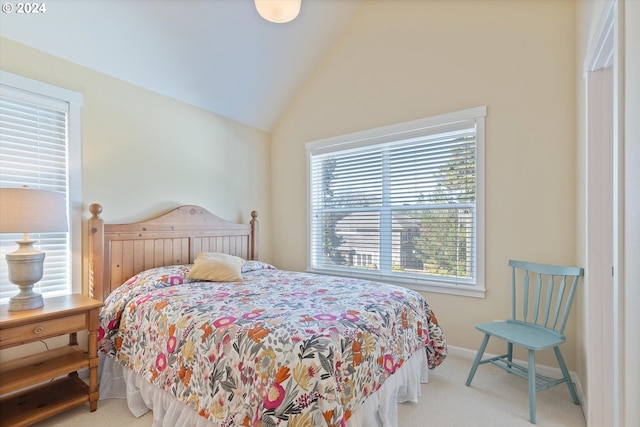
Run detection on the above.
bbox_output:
[255,0,301,23]
[0,187,68,234]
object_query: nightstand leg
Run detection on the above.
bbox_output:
[88,307,100,411]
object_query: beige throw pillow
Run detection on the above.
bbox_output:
[187,252,244,282]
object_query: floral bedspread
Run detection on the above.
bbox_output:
[99,262,447,427]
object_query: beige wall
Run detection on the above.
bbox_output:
[271,0,578,368]
[0,36,273,269]
[0,36,273,360]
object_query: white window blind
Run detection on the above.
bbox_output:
[307,107,485,296]
[0,88,72,303]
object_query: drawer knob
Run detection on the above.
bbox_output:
[33,326,45,334]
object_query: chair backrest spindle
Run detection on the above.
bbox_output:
[533,272,542,324]
[542,275,555,327]
[522,270,530,321]
[511,266,517,320]
[551,276,567,330]
[558,275,580,333]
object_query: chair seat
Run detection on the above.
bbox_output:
[476,321,565,351]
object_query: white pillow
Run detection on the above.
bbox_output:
[187,252,244,282]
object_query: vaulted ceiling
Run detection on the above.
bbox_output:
[0,0,362,131]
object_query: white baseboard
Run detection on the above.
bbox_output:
[448,344,586,418]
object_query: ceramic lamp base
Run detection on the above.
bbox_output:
[8,291,44,311]
[6,239,46,311]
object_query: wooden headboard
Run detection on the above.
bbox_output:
[88,204,258,302]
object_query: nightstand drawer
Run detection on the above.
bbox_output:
[0,313,87,346]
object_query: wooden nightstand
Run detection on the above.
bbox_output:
[0,294,103,427]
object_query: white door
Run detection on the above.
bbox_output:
[584,1,620,424]
[585,65,615,427]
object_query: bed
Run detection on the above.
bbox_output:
[88,204,447,427]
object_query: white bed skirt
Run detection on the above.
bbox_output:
[99,349,429,427]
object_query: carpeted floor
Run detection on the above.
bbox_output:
[33,353,586,426]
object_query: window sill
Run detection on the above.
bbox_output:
[307,268,485,298]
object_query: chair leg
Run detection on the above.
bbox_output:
[466,334,490,386]
[554,346,580,405]
[528,349,537,424]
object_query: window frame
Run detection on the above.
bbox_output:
[306,106,486,298]
[0,70,83,300]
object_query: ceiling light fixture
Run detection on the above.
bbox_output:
[254,0,301,24]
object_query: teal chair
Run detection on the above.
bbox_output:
[465,260,583,424]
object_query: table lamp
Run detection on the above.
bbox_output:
[0,187,68,311]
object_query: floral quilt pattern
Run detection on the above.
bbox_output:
[99,262,447,427]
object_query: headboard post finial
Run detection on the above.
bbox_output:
[250,210,259,261]
[89,203,103,219]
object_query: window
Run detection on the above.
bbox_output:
[0,71,82,303]
[307,107,485,297]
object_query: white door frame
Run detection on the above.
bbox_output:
[583,0,623,425]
